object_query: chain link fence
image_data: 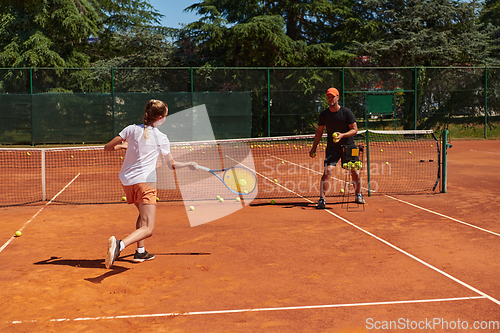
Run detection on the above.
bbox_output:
[1,67,499,144]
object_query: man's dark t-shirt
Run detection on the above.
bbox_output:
[318,106,356,149]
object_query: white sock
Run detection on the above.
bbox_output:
[119,241,125,252]
[137,247,145,254]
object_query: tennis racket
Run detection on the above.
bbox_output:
[197,165,257,195]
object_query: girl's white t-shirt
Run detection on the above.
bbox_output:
[118,124,170,186]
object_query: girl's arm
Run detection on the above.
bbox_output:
[165,153,198,170]
[104,136,127,151]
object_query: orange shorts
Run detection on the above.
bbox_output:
[122,183,157,205]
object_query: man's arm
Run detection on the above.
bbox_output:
[309,125,324,157]
[334,122,358,141]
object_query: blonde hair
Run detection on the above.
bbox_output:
[143,99,167,140]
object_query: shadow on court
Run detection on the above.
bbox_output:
[33,256,130,283]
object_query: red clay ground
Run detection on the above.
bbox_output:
[1,140,500,332]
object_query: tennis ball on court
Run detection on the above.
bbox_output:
[239,179,247,187]
[409,151,412,154]
[15,231,21,237]
[71,155,74,158]
[219,198,224,202]
[26,152,30,156]
[120,156,123,159]
[243,190,248,194]
[216,195,220,200]
[274,179,278,183]
[340,189,345,193]
[236,197,241,202]
[281,161,285,164]
[156,197,159,202]
[271,200,275,204]
[380,149,383,152]
[189,206,194,211]
[121,196,126,201]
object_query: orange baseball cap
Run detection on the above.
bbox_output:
[326,87,339,96]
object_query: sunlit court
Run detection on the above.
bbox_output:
[1,137,500,332]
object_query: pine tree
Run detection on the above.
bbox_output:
[179,0,374,67]
[0,0,99,67]
[352,0,498,66]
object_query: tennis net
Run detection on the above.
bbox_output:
[0,130,440,207]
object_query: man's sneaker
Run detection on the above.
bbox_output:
[355,193,365,204]
[316,197,326,209]
[105,236,121,269]
[133,250,155,263]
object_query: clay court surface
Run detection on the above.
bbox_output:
[1,140,500,332]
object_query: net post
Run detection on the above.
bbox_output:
[30,68,34,146]
[41,149,46,201]
[365,130,371,197]
[441,130,452,193]
[267,67,271,136]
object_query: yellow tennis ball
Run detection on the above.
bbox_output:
[121,196,126,201]
[380,149,383,152]
[26,152,30,156]
[340,189,345,193]
[332,133,338,138]
[189,206,194,211]
[386,161,389,165]
[236,197,241,202]
[239,179,247,187]
[274,179,278,183]
[156,197,159,202]
[271,200,275,204]
[216,195,220,199]
[15,230,22,237]
[409,151,412,154]
[219,198,224,202]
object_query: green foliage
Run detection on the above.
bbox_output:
[352,0,499,66]
[0,0,99,67]
[180,0,362,67]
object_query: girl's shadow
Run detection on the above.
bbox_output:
[34,256,130,284]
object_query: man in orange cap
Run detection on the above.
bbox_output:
[309,87,364,208]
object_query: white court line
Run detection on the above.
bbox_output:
[470,149,500,155]
[270,154,500,237]
[321,208,500,306]
[384,195,500,238]
[0,173,81,254]
[257,156,500,306]
[8,296,486,324]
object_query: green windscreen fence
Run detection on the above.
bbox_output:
[2,91,252,144]
[1,67,500,144]
[365,94,394,116]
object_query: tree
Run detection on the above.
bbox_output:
[352,0,499,67]
[178,0,375,67]
[0,0,99,67]
[87,0,169,62]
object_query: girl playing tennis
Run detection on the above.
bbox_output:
[104,99,197,269]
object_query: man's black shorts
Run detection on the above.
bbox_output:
[324,144,359,167]
[324,147,343,166]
